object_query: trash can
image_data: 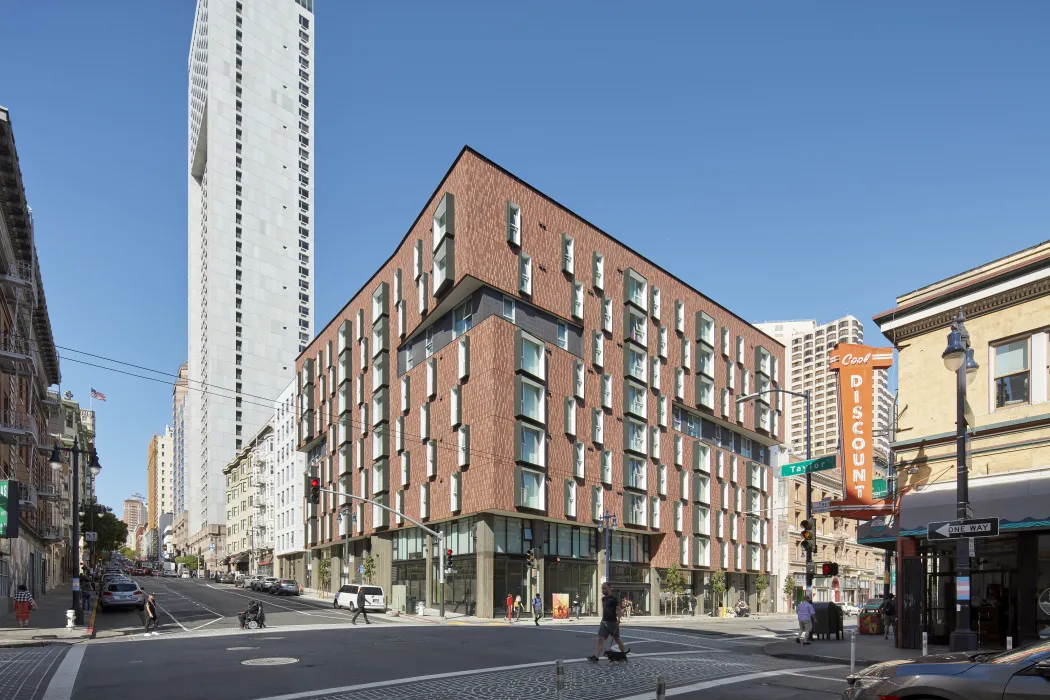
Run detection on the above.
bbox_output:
[811,602,844,640]
[406,595,417,615]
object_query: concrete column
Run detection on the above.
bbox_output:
[330,547,343,591]
[309,548,322,591]
[532,520,547,608]
[597,548,608,586]
[370,533,393,594]
[475,515,494,618]
[424,534,433,607]
[650,566,661,616]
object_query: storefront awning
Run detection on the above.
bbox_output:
[259,555,272,566]
[229,553,249,565]
[859,469,1050,544]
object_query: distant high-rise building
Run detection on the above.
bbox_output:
[755,316,894,460]
[274,378,305,581]
[122,498,145,533]
[172,362,189,515]
[147,427,175,530]
[186,0,315,535]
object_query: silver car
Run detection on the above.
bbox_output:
[845,638,1050,699]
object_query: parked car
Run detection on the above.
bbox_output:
[241,575,260,589]
[256,577,278,592]
[334,584,386,612]
[845,638,1050,699]
[840,602,860,616]
[274,579,302,596]
[234,573,246,586]
[180,571,191,579]
[861,598,884,614]
[266,579,282,595]
[100,580,146,612]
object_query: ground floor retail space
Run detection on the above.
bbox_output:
[305,513,773,619]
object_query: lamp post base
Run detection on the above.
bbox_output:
[948,628,978,652]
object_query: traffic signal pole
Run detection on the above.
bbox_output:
[805,389,813,589]
[309,484,445,616]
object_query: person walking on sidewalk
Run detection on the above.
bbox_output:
[881,593,897,641]
[532,593,543,626]
[796,594,816,645]
[13,585,36,628]
[506,593,514,623]
[351,586,371,625]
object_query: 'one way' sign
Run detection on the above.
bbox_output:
[926,518,1000,541]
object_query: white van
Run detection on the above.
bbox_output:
[334,584,386,612]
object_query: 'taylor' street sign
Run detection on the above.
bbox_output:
[780,455,836,478]
[812,498,833,514]
[926,518,1000,541]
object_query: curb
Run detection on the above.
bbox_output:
[87,596,99,638]
[763,649,878,666]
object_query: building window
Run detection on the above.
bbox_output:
[557,322,568,350]
[994,338,1030,408]
[503,296,515,322]
[454,300,472,337]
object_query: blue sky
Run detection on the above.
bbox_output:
[3,1,1048,510]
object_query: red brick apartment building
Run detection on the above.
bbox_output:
[295,148,784,618]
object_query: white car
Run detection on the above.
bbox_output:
[334,584,386,612]
[181,571,191,579]
[840,602,860,616]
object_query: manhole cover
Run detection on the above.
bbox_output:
[226,647,259,651]
[242,658,298,666]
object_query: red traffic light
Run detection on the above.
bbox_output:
[310,477,320,488]
[446,549,453,557]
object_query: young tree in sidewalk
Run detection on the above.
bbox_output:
[363,553,376,585]
[783,575,797,610]
[317,551,331,598]
[710,570,727,616]
[665,563,685,617]
[755,574,768,613]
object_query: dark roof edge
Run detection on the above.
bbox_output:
[302,145,783,363]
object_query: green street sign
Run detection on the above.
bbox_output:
[872,478,888,498]
[0,480,20,540]
[779,455,836,478]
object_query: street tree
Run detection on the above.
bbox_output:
[318,550,332,597]
[755,574,768,613]
[363,553,376,585]
[79,505,127,566]
[710,569,727,615]
[665,562,685,617]
[119,546,136,561]
[783,575,797,609]
[176,554,201,571]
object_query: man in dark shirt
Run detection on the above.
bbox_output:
[589,582,630,662]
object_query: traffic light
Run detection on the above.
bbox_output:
[821,562,839,577]
[526,548,535,568]
[445,548,454,574]
[308,476,321,505]
[800,519,815,554]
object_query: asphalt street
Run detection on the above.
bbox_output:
[22,622,855,700]
[92,576,396,638]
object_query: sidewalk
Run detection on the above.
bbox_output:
[764,631,949,666]
[0,583,94,647]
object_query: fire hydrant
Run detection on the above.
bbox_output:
[66,610,76,629]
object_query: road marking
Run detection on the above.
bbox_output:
[614,664,843,699]
[536,625,726,651]
[251,650,724,700]
[41,645,87,700]
[189,617,225,631]
[784,671,848,683]
[153,601,189,631]
[208,586,364,622]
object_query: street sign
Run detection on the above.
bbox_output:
[805,562,815,574]
[812,498,832,514]
[84,531,98,542]
[872,478,888,498]
[926,518,1000,541]
[779,455,836,478]
[0,480,19,539]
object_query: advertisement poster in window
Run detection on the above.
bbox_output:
[552,593,570,620]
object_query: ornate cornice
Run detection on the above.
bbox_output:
[886,276,1050,343]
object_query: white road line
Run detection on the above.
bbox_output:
[614,664,843,700]
[536,625,726,651]
[41,645,87,700]
[154,602,189,631]
[189,617,226,631]
[251,650,724,700]
[784,671,849,683]
[209,586,358,621]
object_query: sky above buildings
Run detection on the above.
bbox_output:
[3,1,1048,510]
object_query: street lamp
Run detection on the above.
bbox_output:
[596,511,618,584]
[944,311,979,652]
[49,438,101,626]
[738,388,813,588]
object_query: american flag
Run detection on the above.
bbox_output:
[90,388,107,402]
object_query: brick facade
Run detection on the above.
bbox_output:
[296,147,784,614]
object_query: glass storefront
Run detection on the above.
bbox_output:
[542,523,598,615]
[610,562,650,614]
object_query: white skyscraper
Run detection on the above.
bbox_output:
[187,0,315,535]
